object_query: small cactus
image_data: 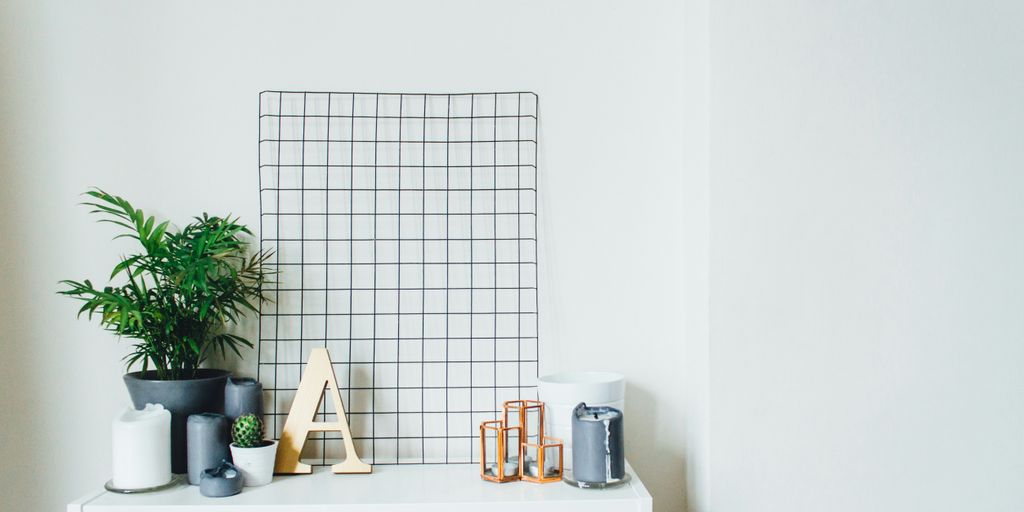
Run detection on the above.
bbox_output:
[232,413,265,448]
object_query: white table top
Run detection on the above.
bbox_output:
[69,463,652,512]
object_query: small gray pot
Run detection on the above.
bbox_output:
[200,461,244,497]
[124,369,230,474]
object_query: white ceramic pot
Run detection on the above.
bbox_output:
[229,440,278,487]
[537,372,625,469]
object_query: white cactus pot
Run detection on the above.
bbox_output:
[229,440,278,487]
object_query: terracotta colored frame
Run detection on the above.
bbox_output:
[519,436,564,483]
[479,421,522,483]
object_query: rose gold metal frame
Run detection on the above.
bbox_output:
[502,399,545,442]
[519,436,564,483]
[479,420,522,483]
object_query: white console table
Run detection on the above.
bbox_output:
[68,462,652,512]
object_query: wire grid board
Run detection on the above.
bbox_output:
[257,91,540,465]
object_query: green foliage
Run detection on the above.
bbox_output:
[59,189,273,380]
[232,413,265,448]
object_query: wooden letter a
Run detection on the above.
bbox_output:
[274,347,372,474]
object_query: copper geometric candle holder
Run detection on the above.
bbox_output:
[479,420,522,483]
[519,436,564,483]
[502,399,545,443]
[480,400,562,484]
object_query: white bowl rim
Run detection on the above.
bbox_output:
[538,371,624,385]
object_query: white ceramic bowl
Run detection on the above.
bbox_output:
[538,372,625,405]
[537,372,625,469]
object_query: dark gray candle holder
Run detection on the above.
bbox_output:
[200,461,244,497]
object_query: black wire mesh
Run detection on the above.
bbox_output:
[257,91,540,465]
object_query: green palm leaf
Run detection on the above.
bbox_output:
[58,189,274,380]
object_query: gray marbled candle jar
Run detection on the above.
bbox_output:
[571,402,625,485]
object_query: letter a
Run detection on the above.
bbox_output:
[274,347,372,474]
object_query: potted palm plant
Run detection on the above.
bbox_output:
[59,189,272,473]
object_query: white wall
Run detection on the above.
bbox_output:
[709,1,1024,511]
[13,2,1015,511]
[0,1,694,511]
[680,0,711,510]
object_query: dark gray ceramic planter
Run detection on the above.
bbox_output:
[124,369,230,474]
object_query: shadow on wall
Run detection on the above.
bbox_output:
[0,105,43,512]
[205,313,261,378]
[626,382,686,511]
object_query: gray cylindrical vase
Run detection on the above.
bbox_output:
[186,413,232,485]
[200,461,244,497]
[224,378,263,421]
[571,402,625,484]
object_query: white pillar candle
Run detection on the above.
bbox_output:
[112,404,172,489]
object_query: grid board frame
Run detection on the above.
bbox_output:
[257,91,540,466]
